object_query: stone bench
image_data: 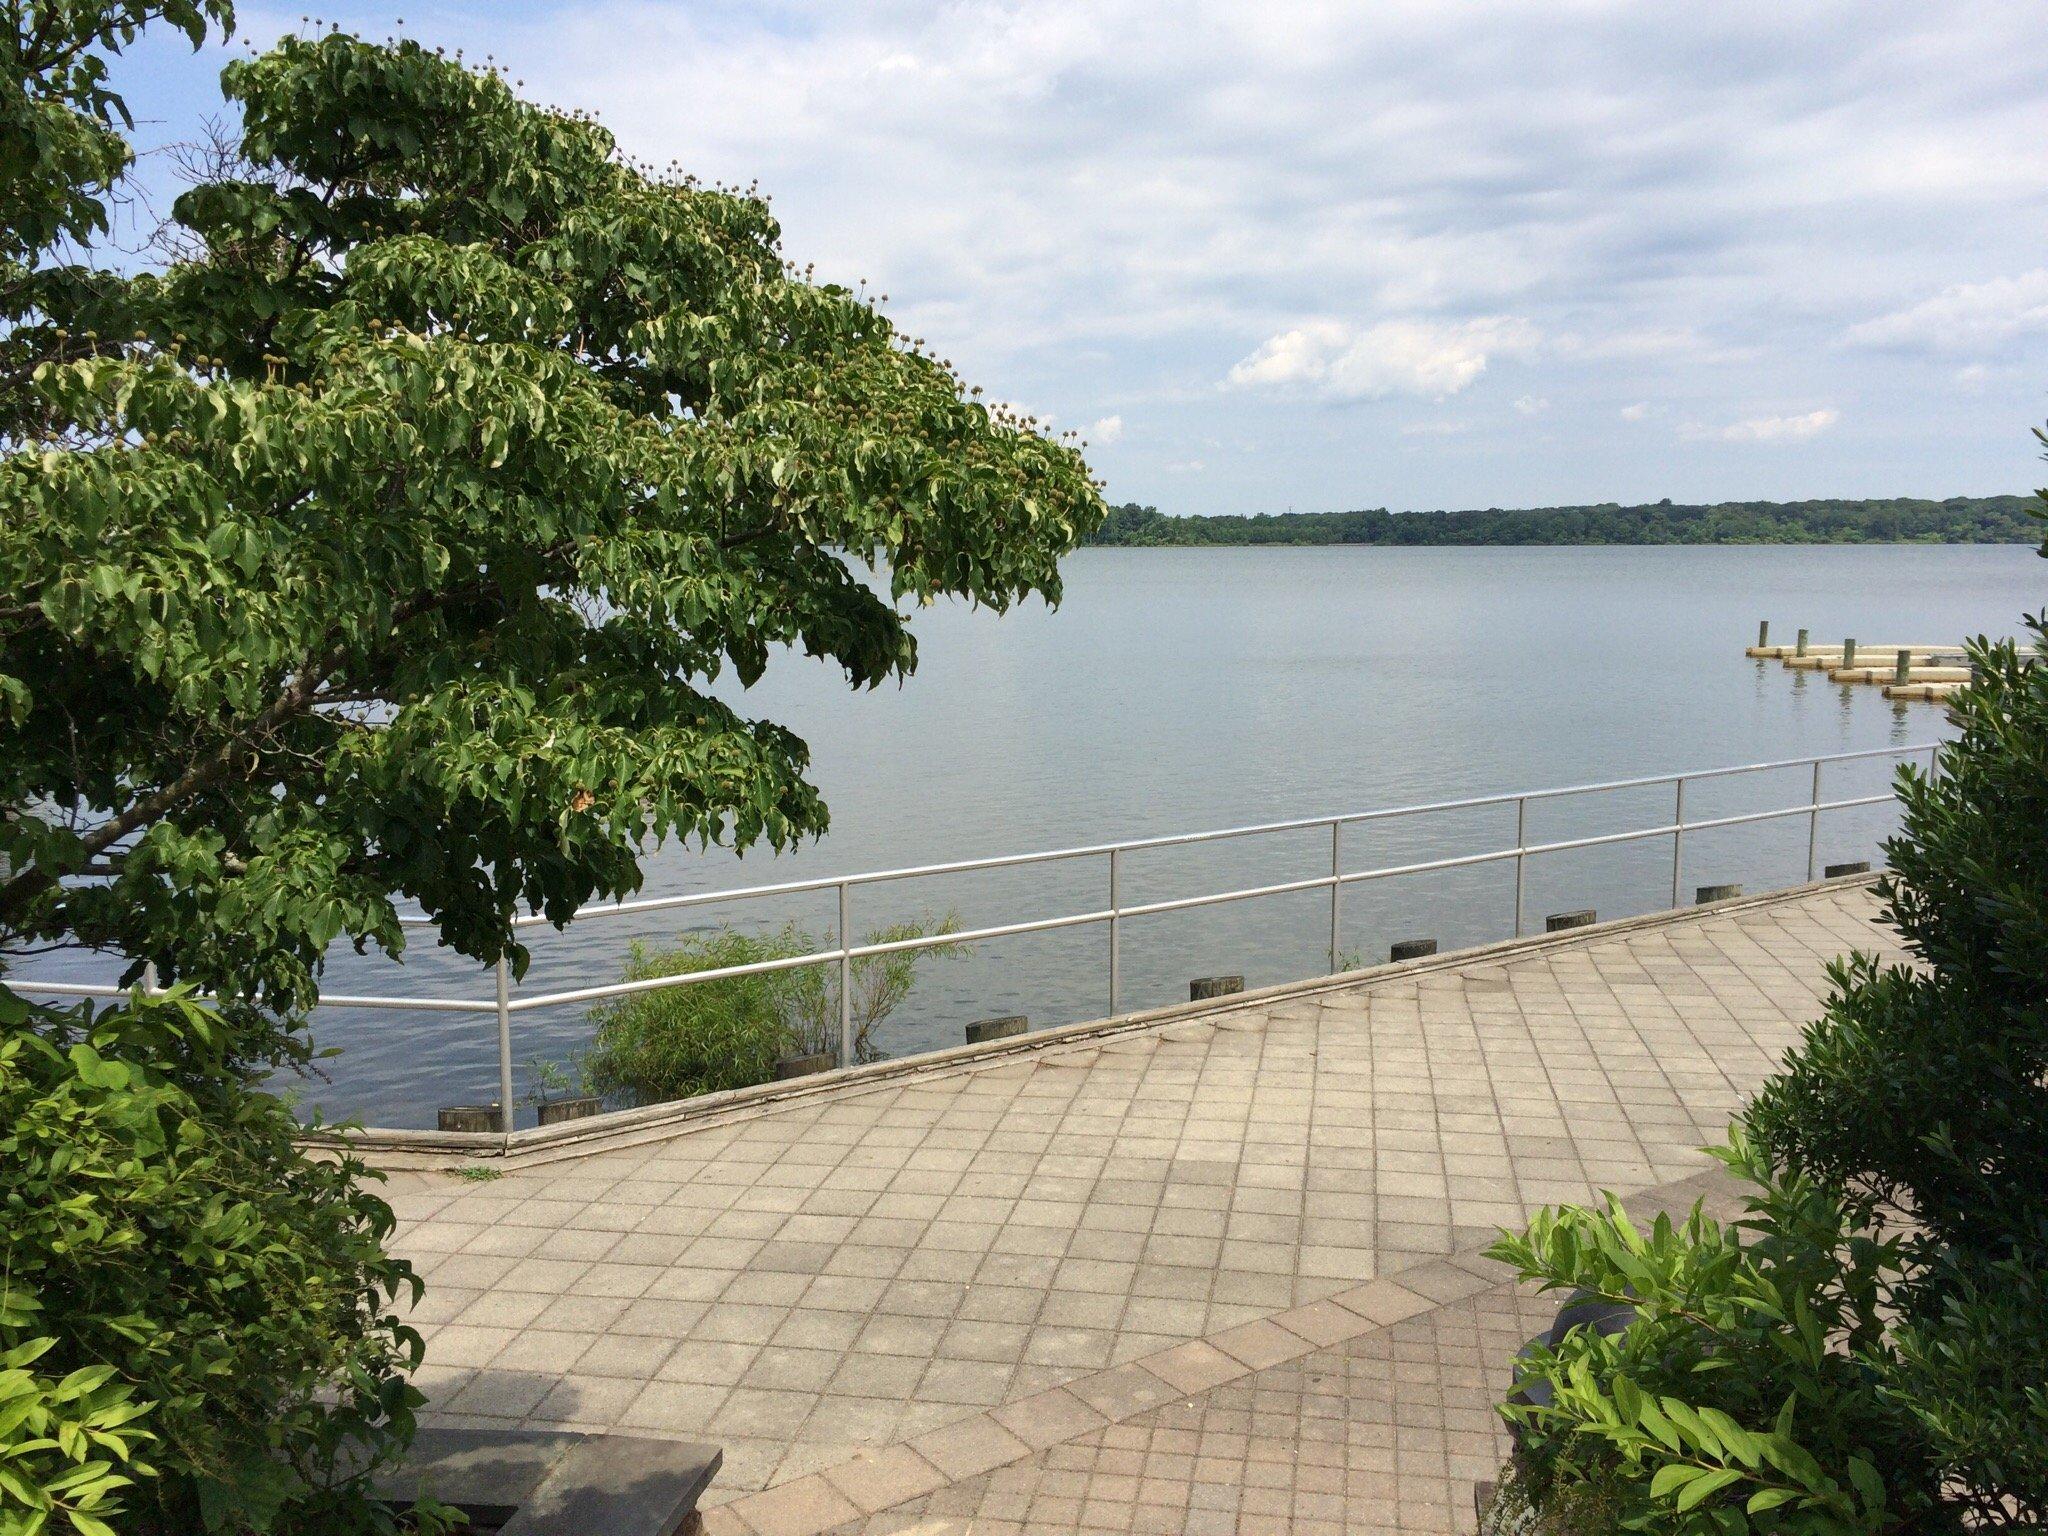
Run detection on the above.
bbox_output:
[371,1427,721,1535]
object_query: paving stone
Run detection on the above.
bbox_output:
[385,886,1897,1517]
[818,1445,949,1513]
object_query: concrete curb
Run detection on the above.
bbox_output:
[334,872,1883,1170]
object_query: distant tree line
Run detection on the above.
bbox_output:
[1085,496,2039,547]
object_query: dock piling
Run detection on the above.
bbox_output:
[1757,619,1770,648]
[966,1015,1029,1045]
[1795,628,1809,657]
[1894,650,1912,685]
[1841,637,1857,669]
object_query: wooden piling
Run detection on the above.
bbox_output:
[965,1015,1029,1045]
[1894,649,1912,686]
[774,1051,835,1080]
[438,1103,503,1133]
[536,1096,601,1127]
[1795,628,1809,657]
[1840,637,1856,669]
[1757,619,1770,648]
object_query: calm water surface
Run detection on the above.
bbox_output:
[230,544,2047,1124]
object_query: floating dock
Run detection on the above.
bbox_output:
[1746,622,1975,705]
[1882,682,1965,702]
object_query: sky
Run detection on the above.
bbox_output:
[109,0,2048,516]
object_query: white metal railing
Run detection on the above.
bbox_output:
[15,741,1938,1136]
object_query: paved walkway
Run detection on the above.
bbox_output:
[379,883,1896,1534]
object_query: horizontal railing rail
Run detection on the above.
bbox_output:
[12,741,1938,1139]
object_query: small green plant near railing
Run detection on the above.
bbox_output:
[520,1055,580,1109]
[581,916,961,1105]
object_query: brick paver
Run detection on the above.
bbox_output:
[380,884,1896,1521]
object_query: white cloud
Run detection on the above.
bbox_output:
[1400,419,1472,437]
[1846,269,2048,352]
[1619,402,1652,422]
[149,0,2048,510]
[1226,317,1537,400]
[1513,395,1548,415]
[1088,414,1125,444]
[1684,409,1841,443]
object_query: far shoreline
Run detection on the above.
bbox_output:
[1085,495,2039,549]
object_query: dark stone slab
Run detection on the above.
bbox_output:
[1694,883,1742,904]
[965,1014,1029,1045]
[1189,975,1244,1000]
[1389,937,1437,962]
[1506,1292,1638,1448]
[1824,860,1872,878]
[1545,909,1597,932]
[372,1427,580,1527]
[372,1427,720,1536]
[505,1433,721,1536]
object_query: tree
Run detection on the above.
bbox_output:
[1,10,1102,1530]
[1490,474,2047,1530]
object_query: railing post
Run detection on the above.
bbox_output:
[1108,848,1122,1016]
[1512,796,1527,937]
[1670,777,1685,908]
[494,956,513,1145]
[837,881,854,1067]
[1806,759,1823,880]
[1328,820,1342,973]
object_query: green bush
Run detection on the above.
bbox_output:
[581,929,804,1103]
[0,986,432,1536]
[1493,487,2046,1530]
[581,917,958,1104]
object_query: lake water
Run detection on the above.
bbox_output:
[185,544,2048,1125]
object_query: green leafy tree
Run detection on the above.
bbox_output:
[1491,477,2048,1531]
[0,7,1102,1531]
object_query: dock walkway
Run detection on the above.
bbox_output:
[380,881,1898,1534]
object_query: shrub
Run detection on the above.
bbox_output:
[580,917,958,1104]
[581,929,801,1103]
[1492,607,2048,1528]
[0,986,430,1536]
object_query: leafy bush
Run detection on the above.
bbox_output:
[0,986,428,1536]
[1492,599,2047,1522]
[581,917,958,1104]
[581,929,802,1103]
